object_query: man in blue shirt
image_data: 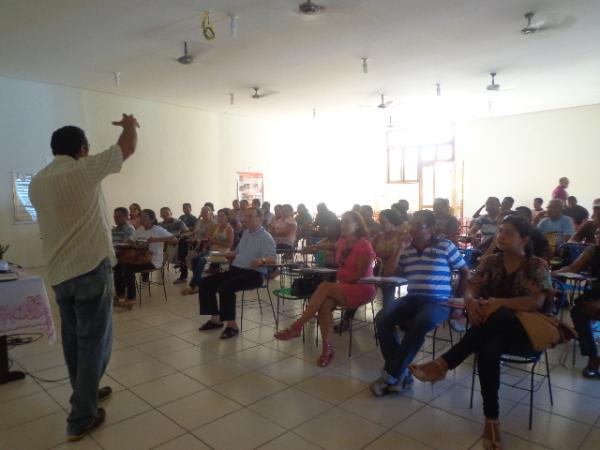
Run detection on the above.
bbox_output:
[537,199,575,255]
[371,210,469,396]
[198,207,276,339]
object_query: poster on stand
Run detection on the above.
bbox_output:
[237,172,263,202]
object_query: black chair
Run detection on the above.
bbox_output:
[136,262,168,306]
[469,350,553,430]
[239,272,277,332]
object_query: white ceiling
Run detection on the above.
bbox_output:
[1,0,600,121]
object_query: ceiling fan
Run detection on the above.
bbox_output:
[298,0,325,15]
[521,11,576,35]
[251,87,277,99]
[176,41,194,65]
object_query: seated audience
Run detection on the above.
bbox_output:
[198,207,276,339]
[335,209,409,331]
[571,201,600,243]
[179,203,198,230]
[410,216,557,450]
[470,197,502,247]
[262,201,274,225]
[360,204,380,237]
[231,199,242,221]
[129,202,142,229]
[564,196,589,228]
[270,203,298,252]
[499,196,515,217]
[555,227,600,378]
[532,197,545,221]
[552,176,569,203]
[113,209,177,306]
[484,206,551,260]
[183,206,218,293]
[537,199,575,254]
[433,197,459,243]
[208,208,235,252]
[295,203,313,242]
[274,211,377,367]
[112,207,135,245]
[302,219,342,267]
[158,207,189,283]
[314,202,338,237]
[368,210,468,395]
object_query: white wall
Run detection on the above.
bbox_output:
[456,104,600,216]
[2,74,600,268]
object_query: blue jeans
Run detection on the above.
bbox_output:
[189,253,208,288]
[53,258,113,434]
[375,295,450,380]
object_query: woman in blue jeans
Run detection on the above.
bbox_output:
[410,216,557,450]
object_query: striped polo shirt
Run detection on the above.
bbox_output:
[397,238,466,300]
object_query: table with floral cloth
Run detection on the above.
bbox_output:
[0,269,56,383]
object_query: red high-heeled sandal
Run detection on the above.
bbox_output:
[274,322,302,340]
[317,344,334,367]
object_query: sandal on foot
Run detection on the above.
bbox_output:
[199,320,224,331]
[409,358,448,383]
[220,327,239,339]
[274,324,302,341]
[317,345,334,367]
[482,419,502,450]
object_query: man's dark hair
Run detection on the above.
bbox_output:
[204,202,214,211]
[486,196,501,205]
[534,198,543,204]
[502,196,515,206]
[50,126,88,158]
[142,209,158,226]
[160,207,171,213]
[114,207,128,216]
[567,196,577,202]
[252,198,261,207]
[515,206,533,221]
[411,210,436,228]
[248,207,264,218]
[379,209,405,226]
[183,203,192,208]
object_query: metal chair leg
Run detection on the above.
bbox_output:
[469,354,477,409]
[544,350,554,406]
[240,291,245,332]
[529,362,537,430]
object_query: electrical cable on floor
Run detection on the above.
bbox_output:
[6,333,70,382]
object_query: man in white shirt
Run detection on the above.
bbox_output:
[29,114,139,441]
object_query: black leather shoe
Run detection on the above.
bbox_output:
[68,408,106,441]
[98,386,112,401]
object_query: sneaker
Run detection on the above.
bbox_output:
[173,278,187,285]
[369,377,392,397]
[67,408,106,442]
[388,372,414,393]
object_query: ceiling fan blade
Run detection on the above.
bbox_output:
[537,15,576,31]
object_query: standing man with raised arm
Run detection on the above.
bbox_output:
[29,114,139,441]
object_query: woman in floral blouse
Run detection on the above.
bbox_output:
[409,216,555,450]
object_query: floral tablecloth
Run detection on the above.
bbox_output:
[0,271,56,344]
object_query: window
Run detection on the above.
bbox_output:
[386,124,456,209]
[12,172,37,223]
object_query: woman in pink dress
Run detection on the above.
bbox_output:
[274,211,376,366]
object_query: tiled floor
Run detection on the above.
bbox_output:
[2,268,600,449]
